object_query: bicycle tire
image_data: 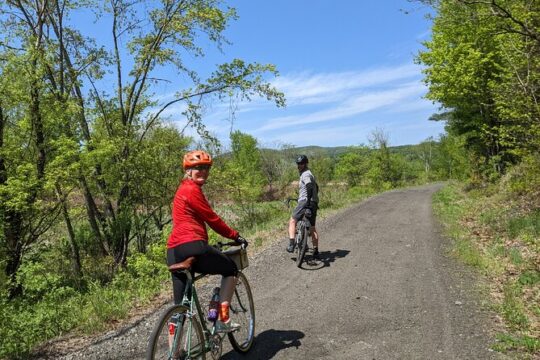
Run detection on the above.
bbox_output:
[295,220,308,268]
[227,272,255,353]
[146,304,206,360]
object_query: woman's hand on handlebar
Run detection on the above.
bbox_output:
[216,236,248,249]
[236,235,249,248]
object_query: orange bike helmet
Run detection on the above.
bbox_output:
[183,150,213,169]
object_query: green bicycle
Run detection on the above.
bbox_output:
[146,241,255,359]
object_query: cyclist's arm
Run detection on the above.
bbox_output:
[188,188,239,240]
[305,182,314,208]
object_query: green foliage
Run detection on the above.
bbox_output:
[259,146,297,198]
[1,0,285,300]
[0,246,169,358]
[518,270,540,286]
[17,262,63,300]
[0,287,81,359]
[433,180,539,357]
[501,154,540,196]
[493,333,540,354]
[83,280,132,330]
[433,133,470,180]
[334,147,370,186]
[501,282,529,330]
[209,131,266,222]
[417,0,540,179]
[346,186,375,202]
[308,155,334,185]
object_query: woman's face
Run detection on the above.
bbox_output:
[187,165,211,185]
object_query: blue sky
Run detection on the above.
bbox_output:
[163,0,445,148]
[77,1,444,149]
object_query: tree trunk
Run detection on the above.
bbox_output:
[78,176,110,256]
[55,183,83,280]
[30,85,46,181]
[0,104,5,184]
[4,210,24,299]
[0,105,23,298]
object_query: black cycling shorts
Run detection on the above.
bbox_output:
[167,240,237,304]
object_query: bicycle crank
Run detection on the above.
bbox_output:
[209,333,223,360]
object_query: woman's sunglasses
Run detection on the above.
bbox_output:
[190,165,211,171]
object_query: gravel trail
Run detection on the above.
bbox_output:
[37,184,505,360]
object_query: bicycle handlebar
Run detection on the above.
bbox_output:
[217,238,249,250]
[285,198,298,207]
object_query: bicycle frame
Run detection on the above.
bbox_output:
[148,240,253,360]
[169,270,217,358]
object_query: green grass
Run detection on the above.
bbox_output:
[518,270,540,286]
[493,333,540,355]
[433,182,539,358]
[507,210,540,240]
[454,238,489,269]
[432,184,490,269]
[501,282,529,330]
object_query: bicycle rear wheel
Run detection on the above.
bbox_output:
[227,272,255,353]
[146,304,206,360]
[295,221,308,268]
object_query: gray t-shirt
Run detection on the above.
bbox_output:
[298,169,319,204]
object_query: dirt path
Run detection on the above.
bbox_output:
[40,184,505,359]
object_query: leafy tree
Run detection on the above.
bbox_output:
[130,126,191,253]
[0,0,284,297]
[212,131,265,222]
[0,8,69,297]
[416,0,540,178]
[259,144,297,199]
[334,147,370,187]
[308,154,334,185]
[417,136,437,180]
[433,133,470,180]
[366,129,403,188]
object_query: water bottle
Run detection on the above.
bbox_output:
[207,287,220,322]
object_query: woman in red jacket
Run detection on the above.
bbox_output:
[167,150,243,332]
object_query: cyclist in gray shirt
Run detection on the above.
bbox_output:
[287,155,320,257]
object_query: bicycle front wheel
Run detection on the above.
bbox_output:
[146,304,206,360]
[296,221,308,268]
[228,272,255,353]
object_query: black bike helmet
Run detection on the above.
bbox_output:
[295,155,308,164]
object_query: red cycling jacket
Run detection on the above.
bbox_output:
[167,179,239,249]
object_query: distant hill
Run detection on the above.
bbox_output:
[266,143,432,159]
[289,145,351,157]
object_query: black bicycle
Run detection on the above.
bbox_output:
[146,240,255,359]
[286,199,311,268]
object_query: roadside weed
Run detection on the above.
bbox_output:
[433,183,539,357]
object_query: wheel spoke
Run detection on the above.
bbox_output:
[146,305,206,359]
[227,272,255,353]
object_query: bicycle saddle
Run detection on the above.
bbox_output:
[168,256,196,271]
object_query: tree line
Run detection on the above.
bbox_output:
[416,0,540,180]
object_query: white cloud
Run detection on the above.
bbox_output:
[265,115,445,148]
[272,63,421,105]
[256,81,426,132]
[146,62,440,147]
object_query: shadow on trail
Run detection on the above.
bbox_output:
[299,248,350,270]
[221,329,305,360]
